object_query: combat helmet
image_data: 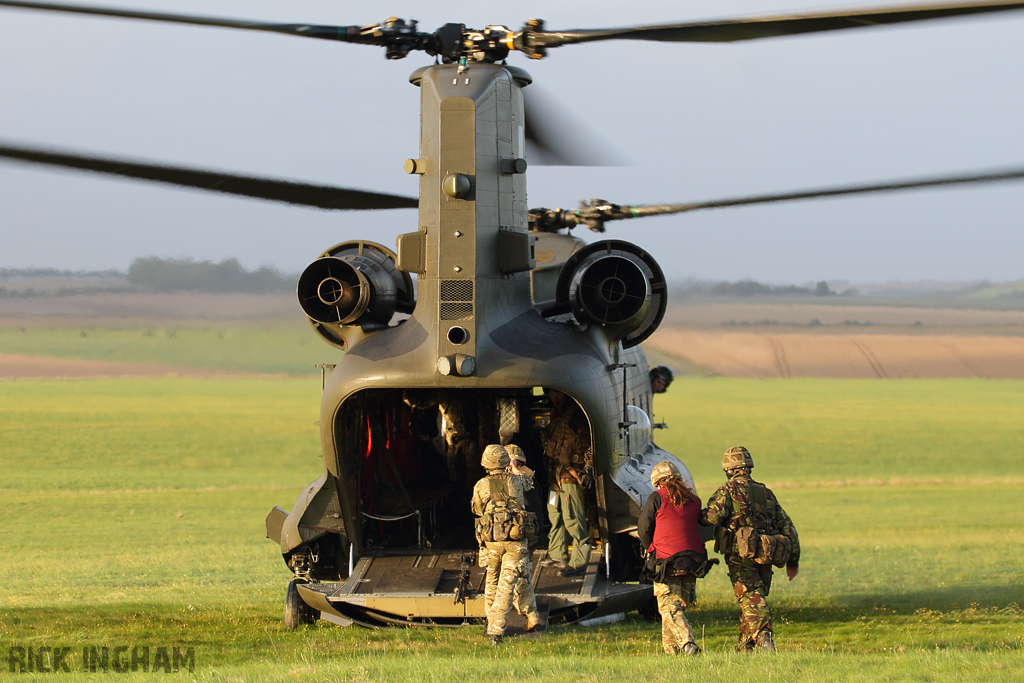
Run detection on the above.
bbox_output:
[505,444,526,464]
[649,365,674,389]
[722,446,754,472]
[650,460,681,488]
[481,444,510,471]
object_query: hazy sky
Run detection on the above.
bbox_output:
[1,0,1022,284]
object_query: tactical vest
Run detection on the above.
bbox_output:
[716,477,791,567]
[475,474,537,544]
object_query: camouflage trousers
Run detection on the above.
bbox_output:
[652,575,697,654]
[725,555,774,649]
[481,541,534,635]
[512,554,539,621]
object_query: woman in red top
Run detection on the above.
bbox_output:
[638,461,715,655]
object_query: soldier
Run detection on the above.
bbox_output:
[540,390,592,578]
[701,446,800,652]
[637,461,717,655]
[471,444,538,645]
[505,444,541,631]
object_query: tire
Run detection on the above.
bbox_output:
[284,579,318,630]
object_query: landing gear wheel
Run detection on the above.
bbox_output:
[284,579,318,630]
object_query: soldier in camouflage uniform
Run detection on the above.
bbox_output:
[700,446,800,652]
[505,444,541,629]
[471,444,539,644]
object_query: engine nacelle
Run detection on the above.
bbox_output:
[553,240,667,348]
[298,241,414,349]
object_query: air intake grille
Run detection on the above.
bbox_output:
[440,280,473,320]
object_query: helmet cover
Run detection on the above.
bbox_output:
[722,446,754,472]
[650,460,681,488]
[505,443,526,464]
[481,444,510,470]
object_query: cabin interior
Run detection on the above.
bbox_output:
[333,387,596,555]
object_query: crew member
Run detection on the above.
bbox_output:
[541,390,592,578]
[650,365,674,394]
[701,446,800,652]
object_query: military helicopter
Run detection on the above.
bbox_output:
[3,0,1024,631]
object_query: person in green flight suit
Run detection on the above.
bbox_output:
[539,390,592,578]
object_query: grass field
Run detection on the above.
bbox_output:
[0,324,328,375]
[1,377,1022,681]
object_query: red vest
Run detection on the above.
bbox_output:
[650,489,703,559]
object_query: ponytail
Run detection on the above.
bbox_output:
[661,476,698,508]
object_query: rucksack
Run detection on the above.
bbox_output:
[730,480,791,567]
[475,474,537,543]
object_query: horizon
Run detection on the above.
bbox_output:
[2,259,1019,295]
[1,0,1023,282]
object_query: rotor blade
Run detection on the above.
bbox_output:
[527,1,1024,48]
[614,167,1024,220]
[0,142,418,210]
[523,87,623,167]
[0,1,386,44]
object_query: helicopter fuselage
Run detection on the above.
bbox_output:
[268,62,685,628]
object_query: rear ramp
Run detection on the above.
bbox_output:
[297,548,650,629]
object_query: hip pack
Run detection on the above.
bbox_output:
[734,527,791,567]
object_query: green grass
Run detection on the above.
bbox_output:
[1,377,1022,680]
[0,324,334,375]
[655,377,1024,489]
[0,379,322,492]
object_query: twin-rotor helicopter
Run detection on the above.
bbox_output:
[2,0,1024,630]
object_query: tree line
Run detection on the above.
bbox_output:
[672,279,846,298]
[0,258,296,296]
[126,257,294,293]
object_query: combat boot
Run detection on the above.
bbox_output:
[540,558,567,569]
[682,642,701,655]
[490,634,503,647]
[735,639,755,653]
[756,631,776,652]
[525,614,542,632]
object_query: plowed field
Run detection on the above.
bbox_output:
[646,328,1024,378]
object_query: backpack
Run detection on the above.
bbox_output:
[475,474,537,543]
[730,480,791,567]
